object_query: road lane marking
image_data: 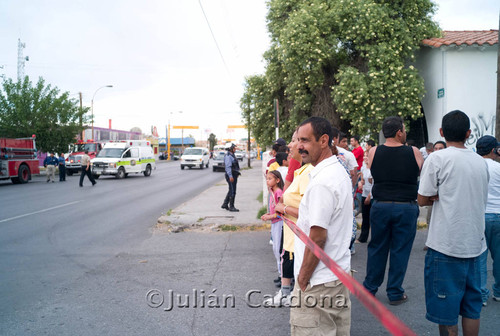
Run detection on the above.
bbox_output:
[0,201,81,223]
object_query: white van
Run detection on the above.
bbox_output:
[91,140,156,178]
[180,147,210,170]
[213,145,226,155]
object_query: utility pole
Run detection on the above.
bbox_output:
[496,16,500,139]
[247,105,251,168]
[79,92,84,140]
[274,99,279,140]
[17,39,29,82]
[172,125,199,154]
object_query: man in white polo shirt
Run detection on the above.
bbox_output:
[290,117,353,336]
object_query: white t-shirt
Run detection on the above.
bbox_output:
[485,158,500,214]
[337,147,358,172]
[360,164,372,197]
[277,166,289,183]
[420,146,429,160]
[418,147,489,258]
[294,155,353,286]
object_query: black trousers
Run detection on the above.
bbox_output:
[59,165,66,181]
[358,196,372,242]
[223,173,238,205]
[79,168,96,186]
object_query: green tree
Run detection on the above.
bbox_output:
[241,0,440,144]
[208,133,217,151]
[0,76,87,153]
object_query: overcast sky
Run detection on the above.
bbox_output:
[0,0,498,141]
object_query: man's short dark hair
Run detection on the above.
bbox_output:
[382,116,404,138]
[299,116,333,145]
[441,110,470,142]
[275,152,288,166]
[425,142,434,150]
[351,135,360,143]
[85,150,89,154]
[271,144,281,152]
[275,138,287,146]
[332,127,340,139]
[278,145,288,153]
[434,141,446,149]
[339,132,347,142]
[366,139,376,147]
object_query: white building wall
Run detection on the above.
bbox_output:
[416,48,446,143]
[417,44,497,148]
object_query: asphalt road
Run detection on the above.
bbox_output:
[1,159,499,335]
[0,160,226,335]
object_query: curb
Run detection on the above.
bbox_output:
[156,163,264,233]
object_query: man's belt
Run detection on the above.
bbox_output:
[375,200,416,204]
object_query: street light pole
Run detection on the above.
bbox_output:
[91,85,113,140]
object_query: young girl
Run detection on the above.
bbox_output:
[261,170,284,282]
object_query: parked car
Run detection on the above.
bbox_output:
[180,147,210,169]
[159,152,179,160]
[235,150,245,161]
[212,152,226,172]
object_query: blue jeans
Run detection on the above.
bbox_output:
[363,201,419,301]
[480,213,500,299]
[425,248,482,325]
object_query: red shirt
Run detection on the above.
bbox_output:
[352,146,364,171]
[286,158,301,182]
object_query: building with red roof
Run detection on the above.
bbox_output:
[414,30,498,148]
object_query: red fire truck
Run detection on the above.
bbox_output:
[0,136,40,184]
[66,140,103,175]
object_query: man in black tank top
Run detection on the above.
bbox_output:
[362,116,424,305]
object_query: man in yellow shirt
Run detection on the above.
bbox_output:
[266,131,313,307]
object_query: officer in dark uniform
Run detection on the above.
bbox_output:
[221,142,240,212]
[58,153,66,181]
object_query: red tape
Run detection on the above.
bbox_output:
[279,215,416,336]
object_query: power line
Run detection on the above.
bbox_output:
[198,0,230,75]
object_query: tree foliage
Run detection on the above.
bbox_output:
[0,76,87,153]
[208,133,217,151]
[241,0,440,146]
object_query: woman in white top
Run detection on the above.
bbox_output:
[357,152,373,243]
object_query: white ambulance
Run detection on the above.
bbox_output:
[91,140,156,179]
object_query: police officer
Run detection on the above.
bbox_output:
[221,142,240,212]
[58,153,66,181]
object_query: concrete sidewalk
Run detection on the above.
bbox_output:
[157,161,265,232]
[156,159,431,232]
[149,160,499,335]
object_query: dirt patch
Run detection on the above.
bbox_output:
[153,222,271,234]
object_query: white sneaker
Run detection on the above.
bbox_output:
[282,295,291,307]
[269,239,273,246]
[263,290,290,307]
[493,296,500,302]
